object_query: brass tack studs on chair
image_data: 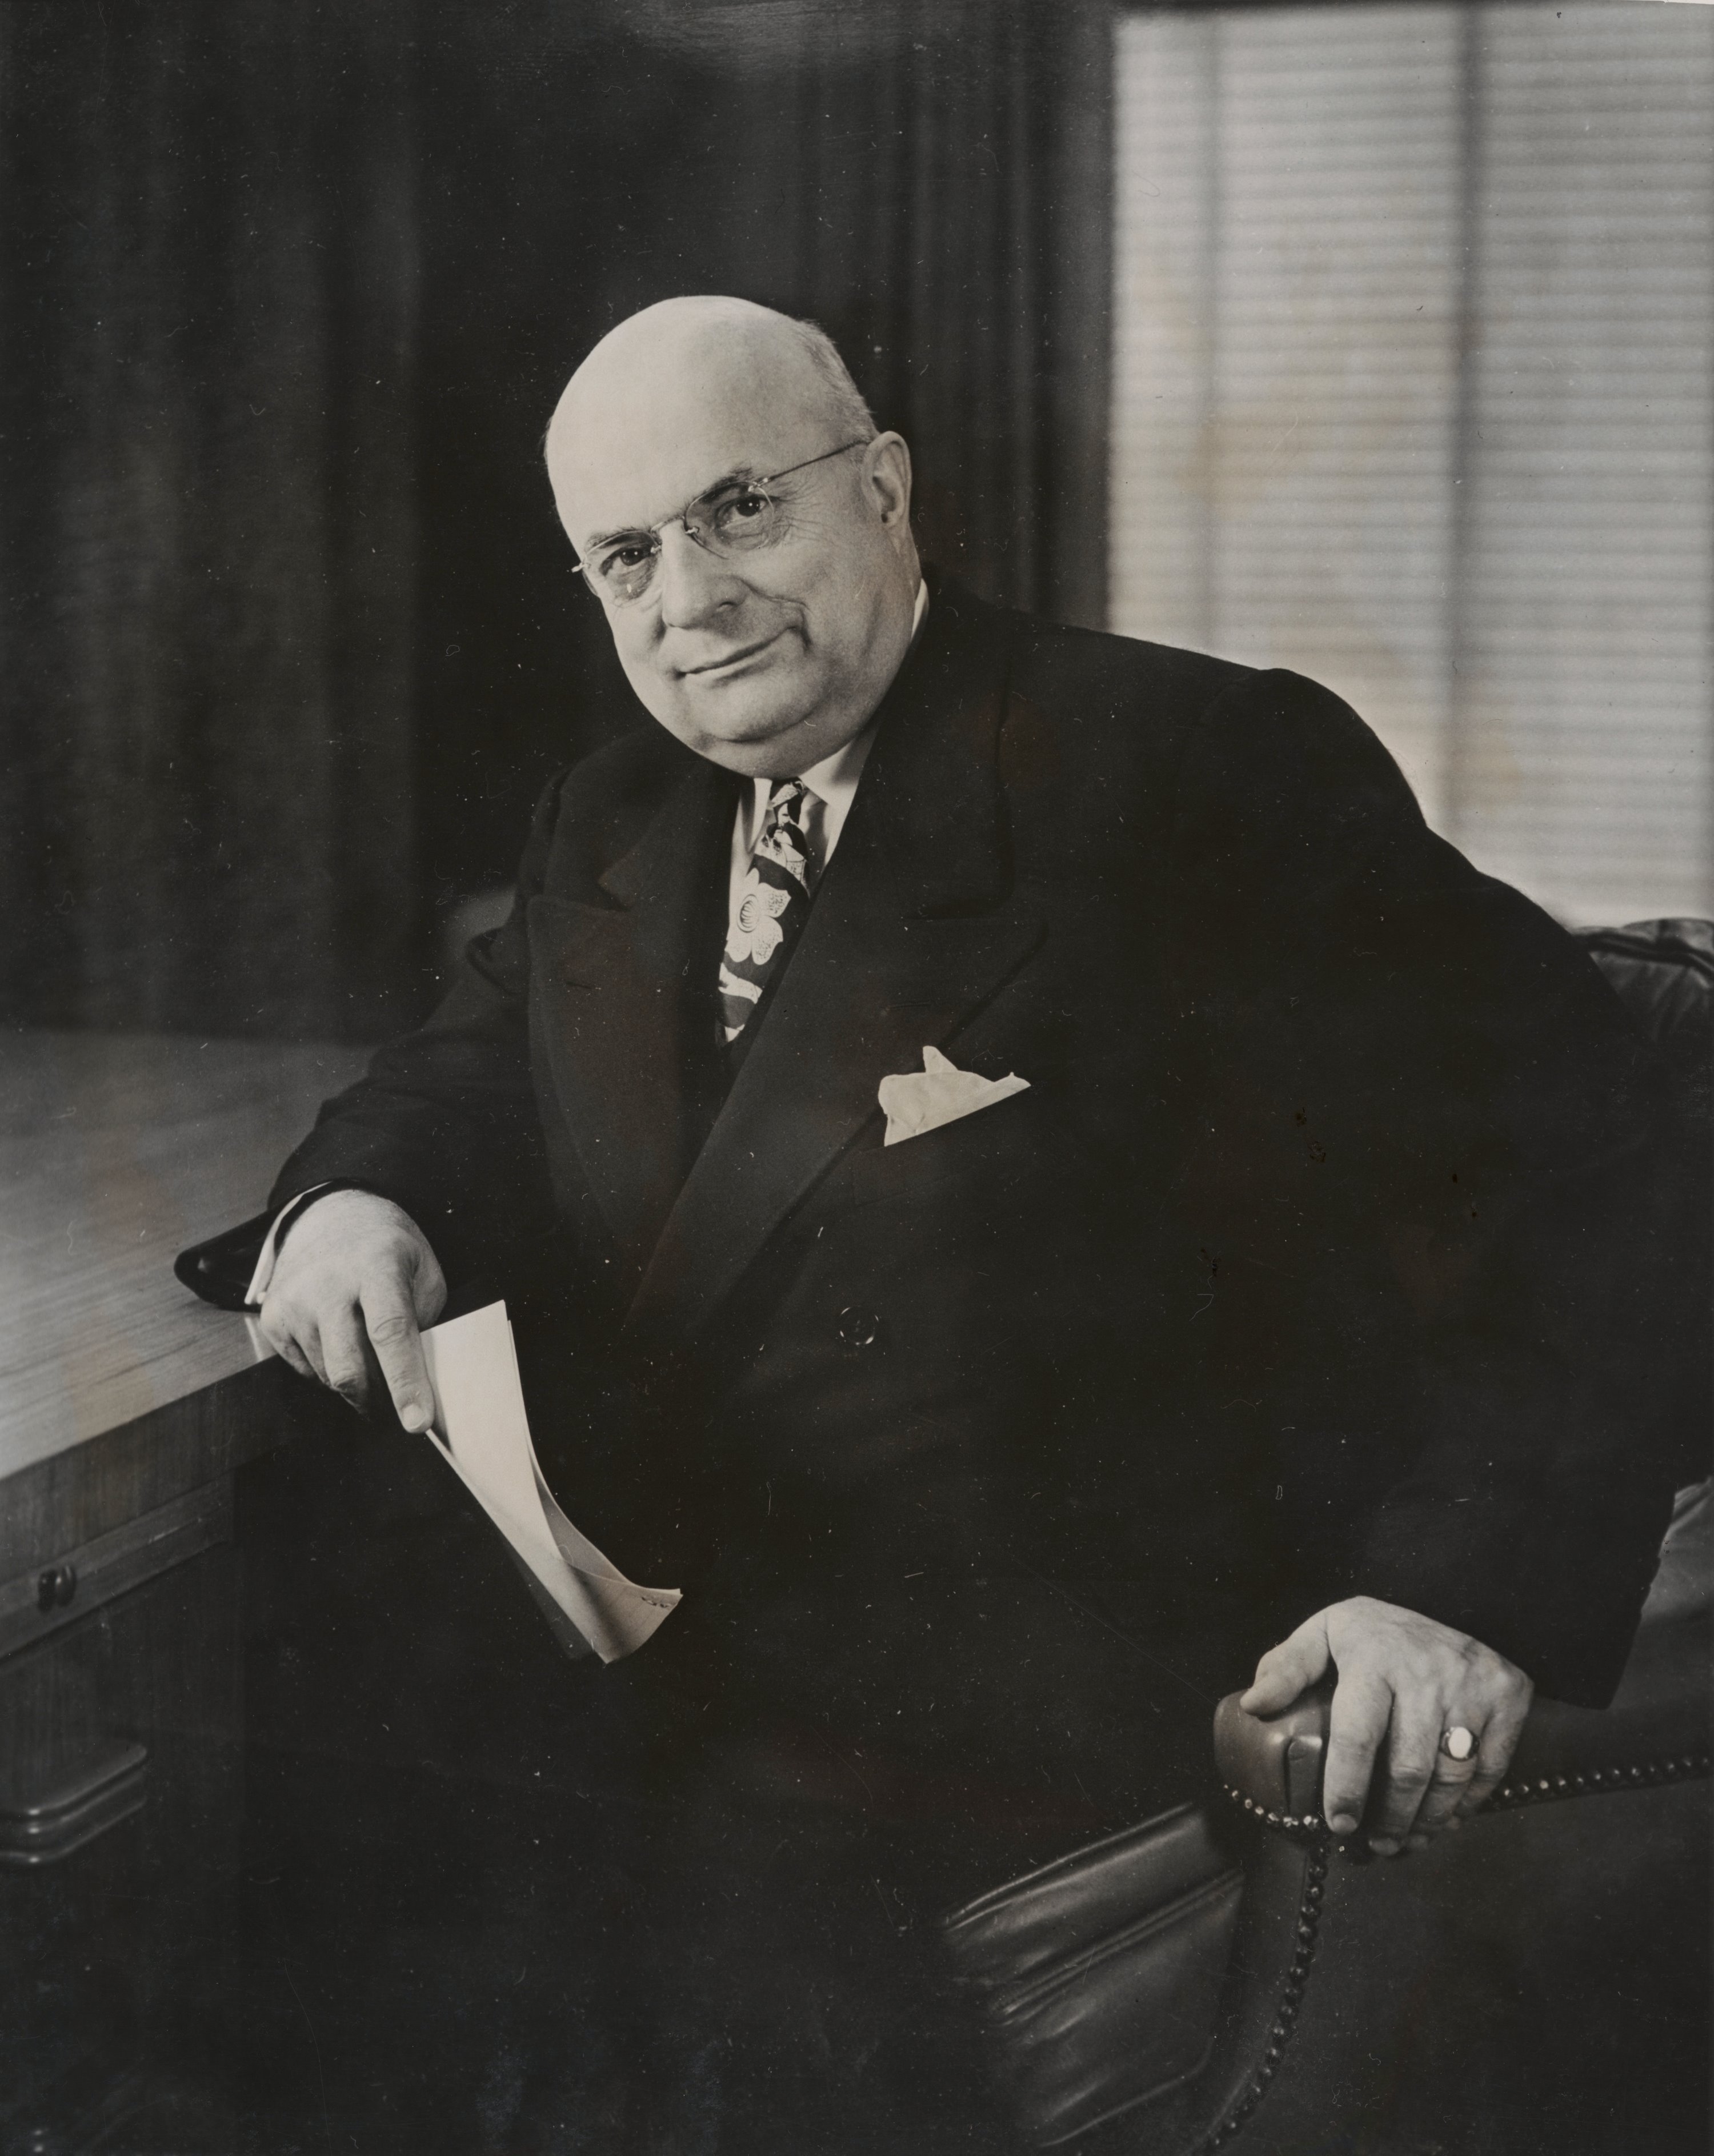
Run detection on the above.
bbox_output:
[1183,1749,1709,2156]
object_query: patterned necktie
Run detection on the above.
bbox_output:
[719,778,818,1048]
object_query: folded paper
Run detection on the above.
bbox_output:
[418,1301,680,1664]
[878,1044,1030,1148]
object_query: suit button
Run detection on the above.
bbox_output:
[836,1306,881,1349]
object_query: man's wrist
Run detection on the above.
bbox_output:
[246,1180,377,1305]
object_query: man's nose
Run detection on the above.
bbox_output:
[654,520,747,631]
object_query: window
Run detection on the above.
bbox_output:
[1111,2,1714,924]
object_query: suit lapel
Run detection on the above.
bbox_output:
[529,751,738,1282]
[626,588,1044,1345]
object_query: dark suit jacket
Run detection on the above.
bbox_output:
[220,578,1689,1854]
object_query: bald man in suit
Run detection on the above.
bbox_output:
[209,298,1688,2149]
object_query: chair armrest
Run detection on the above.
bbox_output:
[1211,1678,1334,1820]
[1215,1613,1711,1823]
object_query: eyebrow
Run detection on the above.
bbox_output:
[582,466,764,555]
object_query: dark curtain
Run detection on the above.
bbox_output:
[0,1,423,1038]
[1,0,1112,1040]
[616,0,1114,619]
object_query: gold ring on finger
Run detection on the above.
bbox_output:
[1439,1724,1476,1762]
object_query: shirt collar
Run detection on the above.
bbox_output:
[740,578,927,855]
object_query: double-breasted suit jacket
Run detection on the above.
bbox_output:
[236,577,1687,1854]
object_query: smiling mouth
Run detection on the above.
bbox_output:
[678,631,784,678]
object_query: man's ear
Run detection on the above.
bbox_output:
[863,432,913,532]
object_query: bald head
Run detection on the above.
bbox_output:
[548,298,874,511]
[545,298,920,778]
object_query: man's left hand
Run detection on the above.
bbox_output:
[1239,1597,1533,1854]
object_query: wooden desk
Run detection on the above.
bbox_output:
[0,1028,369,2154]
[1,1028,371,1469]
[0,1028,369,1589]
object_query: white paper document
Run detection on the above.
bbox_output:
[418,1300,680,1664]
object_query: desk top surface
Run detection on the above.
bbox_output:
[0,1029,372,1482]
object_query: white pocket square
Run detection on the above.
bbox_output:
[876,1045,1031,1148]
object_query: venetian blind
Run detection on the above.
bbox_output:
[1111,2,1714,925]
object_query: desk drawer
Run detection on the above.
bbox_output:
[0,1480,231,1663]
[0,1534,241,2154]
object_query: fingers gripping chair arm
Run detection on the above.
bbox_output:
[1214,1479,1714,1832]
[1214,1614,1711,1829]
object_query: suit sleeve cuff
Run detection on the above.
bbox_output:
[243,1183,340,1306]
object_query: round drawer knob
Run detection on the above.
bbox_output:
[37,1562,77,1614]
[836,1306,881,1349]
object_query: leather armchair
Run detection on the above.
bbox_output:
[946,924,1711,2155]
[1196,1514,1709,2156]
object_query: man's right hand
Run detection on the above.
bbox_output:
[257,1189,447,1431]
